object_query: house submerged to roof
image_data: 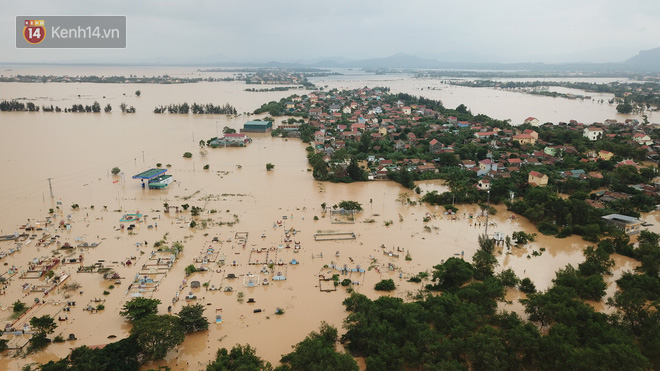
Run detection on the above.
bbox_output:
[601,214,644,235]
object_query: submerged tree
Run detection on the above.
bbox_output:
[279,323,358,371]
[131,314,185,361]
[177,303,209,333]
[207,344,273,371]
[120,297,161,322]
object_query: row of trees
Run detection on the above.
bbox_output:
[0,100,136,113]
[66,102,102,113]
[0,100,39,111]
[154,102,236,114]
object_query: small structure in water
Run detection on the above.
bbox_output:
[601,214,644,235]
[241,120,272,133]
[210,133,252,147]
[132,168,172,189]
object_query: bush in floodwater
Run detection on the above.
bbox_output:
[183,152,193,158]
[12,300,26,313]
[375,279,396,291]
[185,265,197,276]
[111,167,121,175]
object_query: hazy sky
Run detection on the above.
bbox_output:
[3,0,660,64]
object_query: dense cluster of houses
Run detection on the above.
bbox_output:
[244,70,307,85]
[274,87,659,191]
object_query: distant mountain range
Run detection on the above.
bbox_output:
[623,47,660,71]
[198,48,660,73]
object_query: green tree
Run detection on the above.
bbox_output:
[359,132,372,152]
[111,167,121,175]
[131,314,185,361]
[28,315,57,352]
[120,297,161,322]
[40,335,140,371]
[337,200,362,211]
[12,300,26,312]
[617,101,633,114]
[346,157,365,181]
[497,269,520,287]
[223,126,237,134]
[279,323,358,371]
[472,249,498,281]
[374,279,396,291]
[428,257,474,291]
[135,90,141,97]
[30,315,57,335]
[177,303,209,333]
[635,231,660,278]
[266,163,275,171]
[185,264,197,276]
[207,344,273,371]
[519,277,537,293]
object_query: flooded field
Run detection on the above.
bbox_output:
[0,66,654,369]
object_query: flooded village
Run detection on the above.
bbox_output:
[1,66,660,370]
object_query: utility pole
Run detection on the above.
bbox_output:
[47,178,54,198]
[142,151,145,165]
[485,189,491,237]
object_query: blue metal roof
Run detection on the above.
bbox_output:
[132,168,167,180]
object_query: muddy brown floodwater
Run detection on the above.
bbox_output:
[0,66,655,370]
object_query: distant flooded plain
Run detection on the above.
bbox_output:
[0,66,654,369]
